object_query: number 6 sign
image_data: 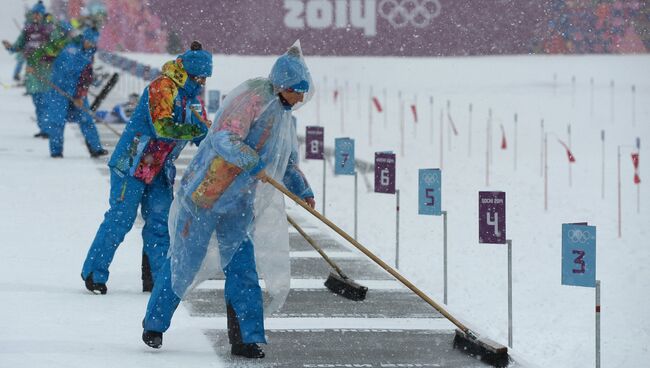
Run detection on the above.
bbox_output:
[374,152,396,194]
[562,223,596,287]
[479,191,506,244]
[418,169,441,215]
[306,126,324,160]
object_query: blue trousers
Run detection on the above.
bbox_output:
[144,236,266,344]
[45,90,103,156]
[82,171,172,284]
[13,56,24,79]
[31,92,48,134]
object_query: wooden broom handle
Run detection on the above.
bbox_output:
[266,176,471,335]
[286,215,347,278]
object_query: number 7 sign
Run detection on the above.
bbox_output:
[418,169,441,215]
[335,138,355,175]
[478,191,506,244]
[562,223,596,287]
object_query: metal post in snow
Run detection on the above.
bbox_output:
[345,81,349,112]
[596,280,601,368]
[567,124,573,188]
[395,189,400,269]
[357,82,361,118]
[601,130,605,199]
[368,86,373,146]
[354,171,358,240]
[447,100,452,151]
[316,84,321,126]
[468,103,473,157]
[486,108,492,187]
[610,80,615,124]
[540,119,545,177]
[632,84,636,126]
[383,88,388,128]
[430,96,434,144]
[514,113,518,171]
[544,132,549,211]
[637,137,641,214]
[590,77,595,117]
[507,239,513,348]
[443,210,448,305]
[398,90,403,153]
[489,108,493,165]
[340,86,345,133]
[440,107,444,169]
[413,94,417,138]
[553,73,557,96]
[571,75,576,108]
[618,145,621,237]
[322,158,327,217]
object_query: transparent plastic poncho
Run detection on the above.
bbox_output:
[168,41,313,313]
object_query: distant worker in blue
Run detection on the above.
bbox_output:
[2,1,55,138]
[81,41,212,296]
[141,41,314,360]
[42,27,108,158]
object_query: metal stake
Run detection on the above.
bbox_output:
[323,158,327,217]
[396,189,400,269]
[354,171,358,240]
[507,239,513,348]
[596,280,601,368]
[443,210,448,305]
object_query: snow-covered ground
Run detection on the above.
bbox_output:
[1,2,649,368]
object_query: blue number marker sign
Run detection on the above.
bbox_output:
[561,223,596,288]
[418,169,441,215]
[208,90,221,113]
[335,138,355,175]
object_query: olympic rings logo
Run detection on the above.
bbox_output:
[423,173,438,186]
[378,0,442,29]
[568,229,592,243]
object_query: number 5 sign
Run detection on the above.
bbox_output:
[418,169,441,215]
[306,126,324,160]
[374,152,396,194]
[335,138,355,175]
[562,223,596,288]
[478,191,506,244]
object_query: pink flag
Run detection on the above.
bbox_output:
[372,97,383,112]
[500,124,507,150]
[557,139,575,163]
[410,104,418,123]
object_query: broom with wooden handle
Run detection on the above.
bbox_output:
[264,175,510,367]
[287,215,368,301]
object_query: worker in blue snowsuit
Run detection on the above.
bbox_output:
[80,42,211,294]
[141,42,314,360]
[44,27,108,158]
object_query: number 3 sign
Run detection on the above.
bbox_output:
[562,223,596,288]
[479,191,506,244]
[306,126,324,160]
[419,169,441,215]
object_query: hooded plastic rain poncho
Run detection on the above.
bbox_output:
[168,41,313,313]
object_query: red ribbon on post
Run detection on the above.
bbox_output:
[372,96,383,113]
[557,139,576,163]
[333,90,339,103]
[410,104,418,123]
[632,153,641,184]
[500,124,507,150]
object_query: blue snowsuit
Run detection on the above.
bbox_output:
[44,37,104,156]
[81,56,210,286]
[144,48,313,345]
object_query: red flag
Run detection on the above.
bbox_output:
[372,97,383,112]
[632,153,641,184]
[333,90,339,103]
[557,139,575,163]
[410,104,418,123]
[447,113,458,135]
[500,124,507,149]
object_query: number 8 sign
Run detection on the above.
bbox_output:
[418,169,441,215]
[478,191,506,244]
[306,126,324,160]
[561,223,596,288]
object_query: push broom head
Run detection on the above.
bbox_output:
[453,329,510,367]
[324,271,368,301]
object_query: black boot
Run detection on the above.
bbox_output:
[82,272,107,294]
[141,254,153,292]
[231,343,265,358]
[33,132,48,138]
[142,330,163,349]
[227,304,265,358]
[90,148,109,158]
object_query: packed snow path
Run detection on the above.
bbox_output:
[89,123,520,368]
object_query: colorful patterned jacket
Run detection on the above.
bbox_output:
[108,60,208,185]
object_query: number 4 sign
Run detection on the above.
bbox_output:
[478,191,506,244]
[418,169,441,215]
[562,223,596,288]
